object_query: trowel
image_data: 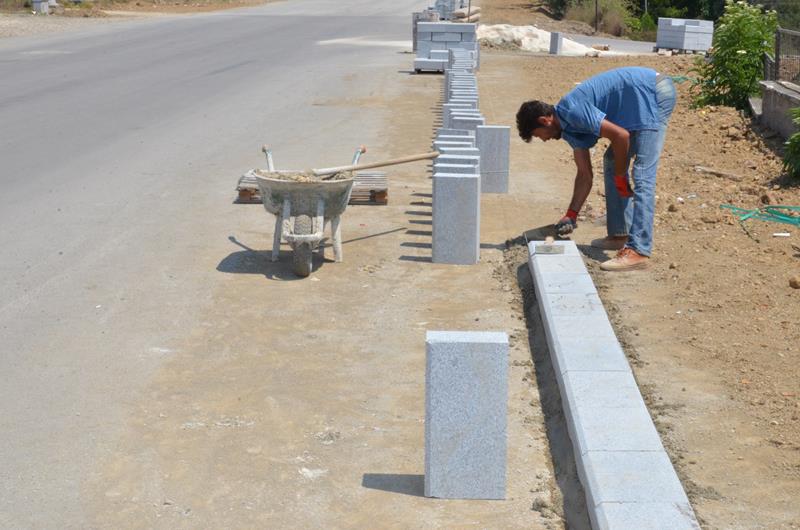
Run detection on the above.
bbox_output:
[525,234,565,255]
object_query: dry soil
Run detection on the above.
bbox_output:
[476,2,799,527]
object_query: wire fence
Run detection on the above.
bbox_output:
[772,27,800,83]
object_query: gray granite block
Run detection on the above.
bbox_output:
[433,32,463,41]
[561,371,643,412]
[542,292,605,317]
[548,335,630,375]
[433,163,478,175]
[435,154,480,168]
[536,272,597,294]
[448,108,481,114]
[476,125,510,193]
[437,128,474,137]
[433,141,475,150]
[548,314,618,351]
[418,31,432,41]
[414,58,447,72]
[572,405,664,455]
[435,135,476,146]
[416,40,433,58]
[527,240,580,256]
[430,49,450,61]
[595,502,700,530]
[581,451,690,508]
[437,146,480,157]
[432,173,480,265]
[550,31,563,54]
[446,111,482,128]
[425,330,508,498]
[450,115,485,132]
[531,254,588,274]
[417,22,476,34]
[447,99,478,109]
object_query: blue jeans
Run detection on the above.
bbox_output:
[603,77,676,256]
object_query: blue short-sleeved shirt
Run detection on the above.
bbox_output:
[555,67,660,150]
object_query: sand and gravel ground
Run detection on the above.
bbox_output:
[477,0,800,526]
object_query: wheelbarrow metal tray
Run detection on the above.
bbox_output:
[251,170,354,219]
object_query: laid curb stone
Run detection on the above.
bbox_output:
[527,240,699,529]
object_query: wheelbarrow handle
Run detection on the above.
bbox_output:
[314,151,440,179]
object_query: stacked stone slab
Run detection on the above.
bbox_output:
[656,18,713,52]
[425,331,508,499]
[527,240,700,529]
[411,10,440,52]
[414,23,478,73]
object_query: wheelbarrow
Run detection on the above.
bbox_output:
[251,146,439,277]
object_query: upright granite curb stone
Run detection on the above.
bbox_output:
[425,331,509,499]
[526,240,700,530]
[432,173,480,264]
[475,125,510,193]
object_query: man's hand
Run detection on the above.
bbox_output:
[555,209,579,236]
[614,174,633,198]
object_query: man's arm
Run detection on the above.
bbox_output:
[569,148,593,213]
[555,148,593,236]
[599,119,632,197]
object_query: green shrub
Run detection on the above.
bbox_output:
[565,0,635,36]
[640,12,656,32]
[545,0,577,18]
[691,0,777,110]
[783,108,800,179]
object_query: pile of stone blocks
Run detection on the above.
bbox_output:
[656,18,713,53]
[414,23,479,73]
[425,331,508,499]
[431,51,509,265]
[433,0,467,20]
[527,240,700,529]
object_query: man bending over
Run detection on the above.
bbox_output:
[516,66,676,271]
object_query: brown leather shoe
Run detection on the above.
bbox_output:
[600,247,650,271]
[590,236,628,251]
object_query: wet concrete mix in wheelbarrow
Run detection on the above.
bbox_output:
[254,169,353,182]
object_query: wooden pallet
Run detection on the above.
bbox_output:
[235,172,261,204]
[234,171,388,205]
[654,47,708,56]
[349,171,388,205]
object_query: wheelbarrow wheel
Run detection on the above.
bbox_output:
[292,215,313,277]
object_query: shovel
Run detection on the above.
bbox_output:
[314,151,440,179]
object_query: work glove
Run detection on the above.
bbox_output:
[555,209,579,236]
[614,173,633,198]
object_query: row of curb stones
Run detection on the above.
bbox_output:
[417,19,512,503]
[527,239,700,529]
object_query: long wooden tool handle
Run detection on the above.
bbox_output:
[314,151,439,178]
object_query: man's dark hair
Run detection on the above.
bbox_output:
[516,100,554,143]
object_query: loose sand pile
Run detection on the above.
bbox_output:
[477,24,618,56]
[253,170,351,182]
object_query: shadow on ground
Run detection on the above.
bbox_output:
[361,473,425,497]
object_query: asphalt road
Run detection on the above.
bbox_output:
[0,1,426,525]
[566,32,656,54]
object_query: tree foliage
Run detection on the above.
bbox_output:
[691,1,777,110]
